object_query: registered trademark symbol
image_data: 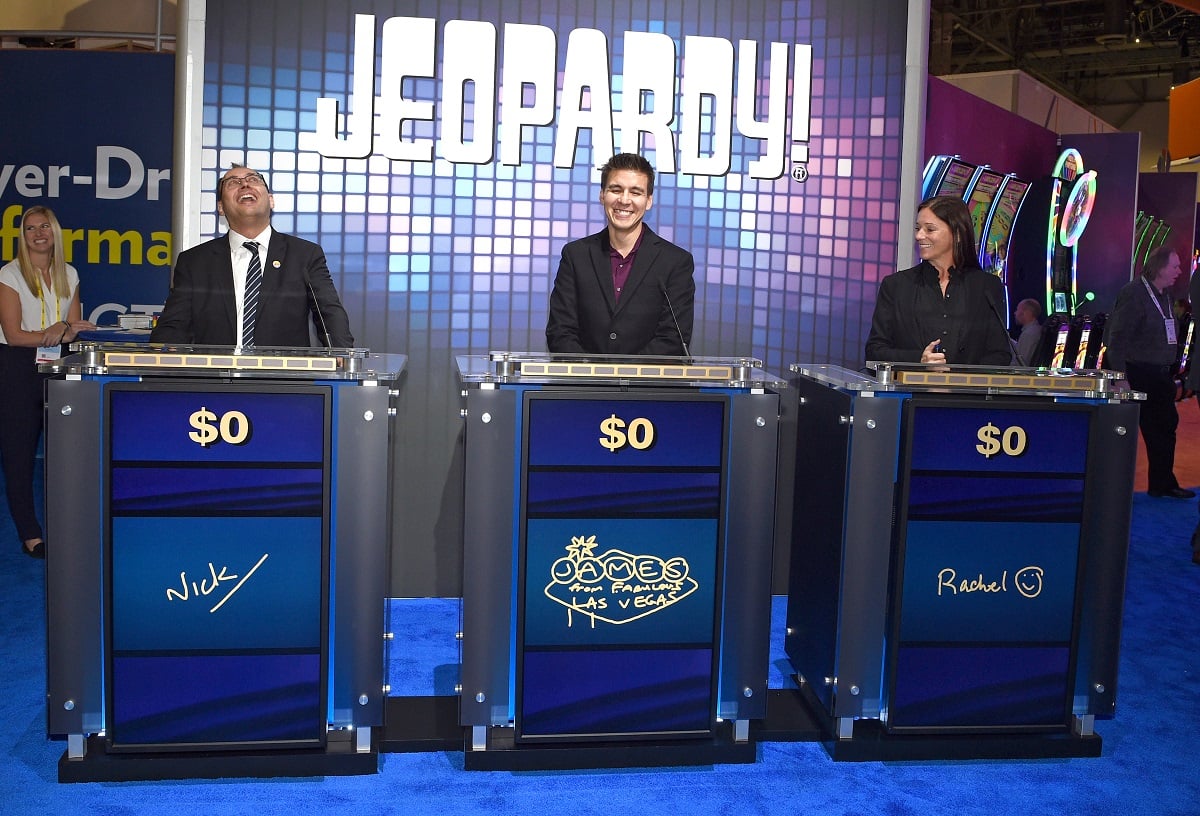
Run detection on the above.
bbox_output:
[790,164,809,182]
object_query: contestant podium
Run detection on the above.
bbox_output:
[42,343,405,782]
[457,352,783,770]
[781,362,1139,760]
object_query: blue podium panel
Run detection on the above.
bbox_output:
[888,401,1090,732]
[106,384,330,751]
[783,363,1139,758]
[43,345,405,779]
[519,395,725,741]
[458,353,783,765]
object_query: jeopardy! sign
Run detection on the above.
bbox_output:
[302,14,814,181]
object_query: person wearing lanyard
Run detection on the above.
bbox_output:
[1103,245,1191,499]
[0,206,95,558]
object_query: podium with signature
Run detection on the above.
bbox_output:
[42,344,405,782]
[456,353,783,770]
[779,363,1140,760]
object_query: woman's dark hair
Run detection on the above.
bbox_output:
[917,194,980,270]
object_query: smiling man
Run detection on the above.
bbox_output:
[546,153,696,356]
[151,164,354,348]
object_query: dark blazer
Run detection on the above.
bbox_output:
[865,261,1012,366]
[150,231,354,348]
[545,225,695,356]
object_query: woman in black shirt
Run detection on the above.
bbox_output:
[865,195,1013,366]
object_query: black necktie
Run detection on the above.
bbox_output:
[242,241,262,347]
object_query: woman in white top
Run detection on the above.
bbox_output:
[0,205,94,558]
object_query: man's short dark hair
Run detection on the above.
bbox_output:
[599,153,655,196]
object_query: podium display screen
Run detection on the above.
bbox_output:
[887,399,1089,732]
[104,383,331,751]
[516,392,726,741]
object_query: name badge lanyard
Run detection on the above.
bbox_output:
[1141,277,1177,346]
[36,280,64,363]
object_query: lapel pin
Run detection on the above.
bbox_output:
[272,260,281,268]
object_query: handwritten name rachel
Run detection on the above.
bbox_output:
[936,565,1044,599]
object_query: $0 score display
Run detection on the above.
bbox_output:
[188,407,252,447]
[975,422,1028,458]
[598,414,656,453]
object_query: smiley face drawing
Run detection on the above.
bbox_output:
[1014,566,1044,598]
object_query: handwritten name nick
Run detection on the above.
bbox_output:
[166,554,269,613]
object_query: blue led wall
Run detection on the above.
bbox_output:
[199,0,911,593]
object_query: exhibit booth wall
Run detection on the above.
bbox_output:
[1,1,922,596]
[176,0,924,596]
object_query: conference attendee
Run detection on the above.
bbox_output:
[1184,252,1200,400]
[865,195,1012,366]
[1012,297,1043,366]
[0,206,95,558]
[546,152,695,356]
[1103,245,1192,499]
[151,164,355,348]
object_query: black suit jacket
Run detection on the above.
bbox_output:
[865,261,1012,366]
[545,225,695,355]
[150,231,354,347]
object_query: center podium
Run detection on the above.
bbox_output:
[456,353,784,770]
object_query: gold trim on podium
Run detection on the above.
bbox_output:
[890,369,1108,392]
[515,360,736,381]
[101,350,340,372]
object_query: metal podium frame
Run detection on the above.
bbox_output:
[780,362,1140,761]
[42,343,405,782]
[456,352,784,770]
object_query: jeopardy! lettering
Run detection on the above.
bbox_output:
[302,15,814,180]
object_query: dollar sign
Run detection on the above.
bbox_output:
[598,414,627,452]
[188,407,220,447]
[975,422,1002,458]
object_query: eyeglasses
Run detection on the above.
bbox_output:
[221,172,267,190]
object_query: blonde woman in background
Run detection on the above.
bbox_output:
[0,206,94,558]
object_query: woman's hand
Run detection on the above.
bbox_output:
[63,319,96,343]
[39,321,69,347]
[920,339,946,364]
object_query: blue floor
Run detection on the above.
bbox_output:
[2,463,1198,814]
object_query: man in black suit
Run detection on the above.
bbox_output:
[546,153,695,356]
[151,165,354,348]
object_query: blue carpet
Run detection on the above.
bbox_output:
[2,461,1198,815]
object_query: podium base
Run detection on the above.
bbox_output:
[765,680,1103,762]
[463,720,756,771]
[57,733,377,783]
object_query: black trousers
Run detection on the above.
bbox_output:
[1124,361,1181,494]
[0,343,47,542]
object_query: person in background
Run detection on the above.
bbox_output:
[1104,244,1192,500]
[546,152,695,356]
[865,195,1012,366]
[0,206,95,558]
[1186,252,1200,563]
[1012,297,1043,366]
[151,164,354,348]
